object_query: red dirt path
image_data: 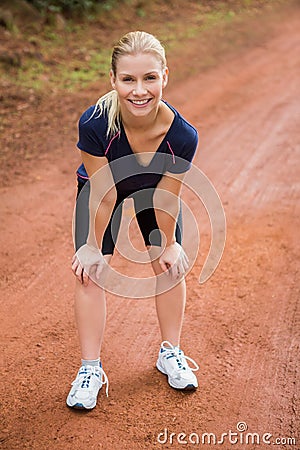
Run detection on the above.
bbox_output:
[1,9,299,450]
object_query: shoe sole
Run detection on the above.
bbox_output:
[66,401,96,410]
[156,362,198,391]
[66,394,97,410]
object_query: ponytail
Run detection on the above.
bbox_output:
[88,90,121,138]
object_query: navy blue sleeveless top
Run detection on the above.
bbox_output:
[76,100,198,196]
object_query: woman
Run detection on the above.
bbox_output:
[67,31,199,410]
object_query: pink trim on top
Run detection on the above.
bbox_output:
[166,141,176,164]
[104,131,120,155]
[76,172,89,180]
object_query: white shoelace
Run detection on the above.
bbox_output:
[73,365,109,397]
[161,340,199,372]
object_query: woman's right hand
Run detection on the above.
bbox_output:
[159,242,189,280]
[71,243,106,286]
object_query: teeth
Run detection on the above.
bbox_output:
[131,99,149,105]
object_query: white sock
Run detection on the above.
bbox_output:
[81,358,100,367]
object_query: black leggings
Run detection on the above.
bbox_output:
[74,179,183,255]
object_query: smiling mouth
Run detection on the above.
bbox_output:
[128,99,152,105]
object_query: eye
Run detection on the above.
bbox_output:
[145,74,157,81]
[122,76,133,82]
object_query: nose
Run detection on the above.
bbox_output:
[133,80,147,96]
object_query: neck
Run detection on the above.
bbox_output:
[121,104,161,133]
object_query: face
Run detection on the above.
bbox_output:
[110,53,168,120]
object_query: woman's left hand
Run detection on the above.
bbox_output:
[159,242,189,280]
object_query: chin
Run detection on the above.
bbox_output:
[128,101,159,116]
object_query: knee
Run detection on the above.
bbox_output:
[75,278,105,293]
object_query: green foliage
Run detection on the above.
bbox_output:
[6,0,287,93]
[25,0,119,15]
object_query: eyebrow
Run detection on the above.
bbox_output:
[118,70,160,76]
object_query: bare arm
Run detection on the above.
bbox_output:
[153,172,189,279]
[81,151,117,249]
[72,151,117,285]
[153,172,185,246]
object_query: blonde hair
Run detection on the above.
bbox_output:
[90,31,167,138]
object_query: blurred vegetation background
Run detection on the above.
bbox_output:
[1,0,292,94]
[0,0,297,177]
[16,0,271,16]
[24,0,120,15]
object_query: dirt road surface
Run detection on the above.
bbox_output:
[1,8,299,450]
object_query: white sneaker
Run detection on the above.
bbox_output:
[156,341,199,391]
[66,364,108,410]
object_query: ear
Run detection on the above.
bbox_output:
[110,69,116,89]
[162,67,169,88]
